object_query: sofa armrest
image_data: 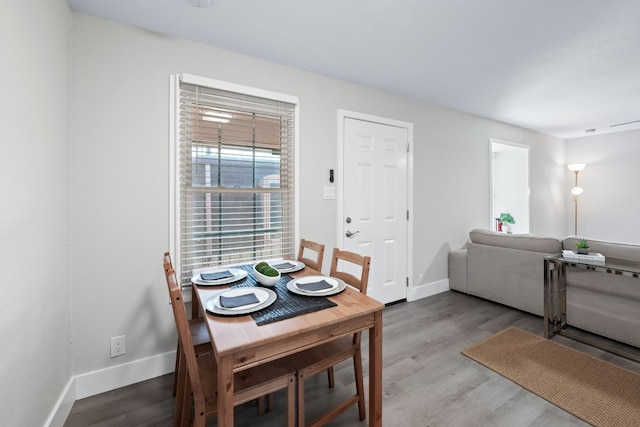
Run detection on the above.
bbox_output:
[448,249,468,293]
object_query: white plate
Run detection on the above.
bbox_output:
[191,268,248,286]
[268,259,305,273]
[205,287,277,315]
[286,276,346,297]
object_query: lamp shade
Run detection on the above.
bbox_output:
[568,163,586,172]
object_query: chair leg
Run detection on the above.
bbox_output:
[174,350,187,427]
[172,340,180,396]
[286,376,296,427]
[297,372,306,427]
[258,393,276,414]
[327,366,335,388]
[269,392,276,411]
[353,349,366,420]
[180,376,193,427]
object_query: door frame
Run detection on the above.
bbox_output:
[337,109,414,299]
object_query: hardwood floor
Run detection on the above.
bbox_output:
[64,290,640,426]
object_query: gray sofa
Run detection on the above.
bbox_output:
[449,229,640,348]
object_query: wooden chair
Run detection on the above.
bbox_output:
[165,268,297,427]
[298,239,325,272]
[291,248,371,427]
[164,252,211,397]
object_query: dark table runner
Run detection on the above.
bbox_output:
[219,264,338,326]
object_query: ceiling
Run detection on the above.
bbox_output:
[66,0,640,139]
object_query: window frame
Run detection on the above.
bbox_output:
[169,73,300,287]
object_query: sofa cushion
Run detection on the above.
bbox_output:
[469,229,562,254]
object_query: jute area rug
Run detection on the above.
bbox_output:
[462,327,640,427]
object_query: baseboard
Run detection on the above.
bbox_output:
[45,378,75,427]
[46,350,176,426]
[407,278,449,302]
[75,350,176,399]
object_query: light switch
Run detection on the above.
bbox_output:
[323,186,335,200]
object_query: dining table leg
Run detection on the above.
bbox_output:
[369,310,383,426]
[217,354,234,427]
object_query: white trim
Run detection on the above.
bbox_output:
[407,279,449,302]
[45,351,175,425]
[169,75,180,279]
[180,73,299,105]
[75,350,175,399]
[337,109,414,300]
[44,378,75,427]
[294,101,301,248]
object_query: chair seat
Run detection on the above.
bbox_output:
[197,352,297,420]
[189,318,211,353]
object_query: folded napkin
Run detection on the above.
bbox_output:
[296,279,334,292]
[201,270,234,281]
[272,261,297,270]
[219,292,260,308]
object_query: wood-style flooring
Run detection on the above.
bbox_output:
[64,290,640,426]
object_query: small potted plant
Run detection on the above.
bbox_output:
[499,212,515,232]
[576,239,590,254]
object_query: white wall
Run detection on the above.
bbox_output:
[566,129,640,243]
[0,1,72,426]
[67,12,567,385]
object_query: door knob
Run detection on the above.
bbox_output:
[346,230,359,238]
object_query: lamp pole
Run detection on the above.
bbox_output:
[573,170,579,236]
[568,163,585,236]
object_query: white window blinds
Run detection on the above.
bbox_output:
[177,79,296,286]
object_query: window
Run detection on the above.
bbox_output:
[170,74,298,287]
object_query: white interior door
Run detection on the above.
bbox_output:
[341,115,409,304]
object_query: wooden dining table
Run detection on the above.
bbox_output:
[192,265,384,426]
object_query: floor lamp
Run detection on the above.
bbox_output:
[568,163,586,236]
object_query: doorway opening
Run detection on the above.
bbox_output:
[490,139,530,234]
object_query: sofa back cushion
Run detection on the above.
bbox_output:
[563,237,640,262]
[469,229,562,253]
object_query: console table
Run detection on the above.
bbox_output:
[544,254,640,362]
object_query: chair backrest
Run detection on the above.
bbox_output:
[165,268,207,413]
[330,248,371,347]
[298,239,325,272]
[329,248,371,294]
[163,251,173,272]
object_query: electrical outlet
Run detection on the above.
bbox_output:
[110,335,126,358]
